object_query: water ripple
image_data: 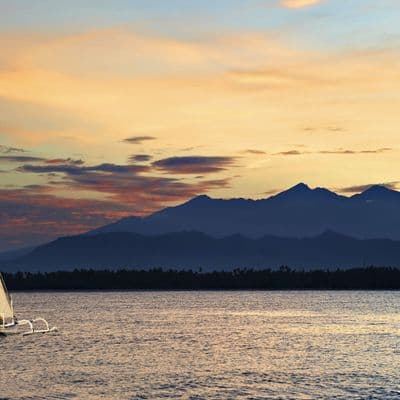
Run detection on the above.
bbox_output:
[1,291,399,399]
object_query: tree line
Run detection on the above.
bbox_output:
[2,267,400,290]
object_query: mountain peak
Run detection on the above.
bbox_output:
[273,183,310,197]
[353,184,399,201]
[362,185,392,194]
[290,182,311,192]
[192,194,211,201]
[182,194,212,206]
[271,183,341,201]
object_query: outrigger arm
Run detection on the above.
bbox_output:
[17,318,57,336]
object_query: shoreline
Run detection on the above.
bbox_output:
[4,267,400,291]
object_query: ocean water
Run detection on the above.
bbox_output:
[1,291,399,399]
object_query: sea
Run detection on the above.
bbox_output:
[1,291,399,399]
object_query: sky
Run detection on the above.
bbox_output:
[1,0,400,250]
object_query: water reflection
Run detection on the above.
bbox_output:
[1,291,399,399]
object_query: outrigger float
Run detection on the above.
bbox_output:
[0,273,57,336]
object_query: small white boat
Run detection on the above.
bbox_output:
[0,273,57,336]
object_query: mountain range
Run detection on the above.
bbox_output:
[3,231,400,272]
[90,183,400,240]
[2,183,400,271]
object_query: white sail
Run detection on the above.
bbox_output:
[0,273,14,322]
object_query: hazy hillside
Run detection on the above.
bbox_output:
[3,230,400,272]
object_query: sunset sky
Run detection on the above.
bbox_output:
[1,0,400,250]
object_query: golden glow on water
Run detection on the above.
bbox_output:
[1,291,399,399]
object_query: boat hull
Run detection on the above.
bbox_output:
[0,326,20,336]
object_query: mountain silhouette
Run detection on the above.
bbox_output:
[3,230,400,272]
[352,185,400,201]
[0,246,35,261]
[88,183,400,240]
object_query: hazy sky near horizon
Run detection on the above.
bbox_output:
[1,0,400,249]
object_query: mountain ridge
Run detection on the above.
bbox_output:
[88,183,400,240]
[3,230,400,272]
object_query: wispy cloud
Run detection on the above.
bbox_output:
[152,156,237,174]
[129,154,152,163]
[18,162,149,175]
[123,136,157,145]
[0,145,25,154]
[274,148,393,156]
[242,149,266,155]
[327,127,345,132]
[274,150,306,156]
[0,154,88,165]
[319,148,392,155]
[45,158,84,165]
[0,155,46,163]
[303,127,346,133]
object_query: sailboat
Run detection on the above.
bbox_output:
[0,273,57,336]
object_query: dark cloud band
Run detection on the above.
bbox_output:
[129,154,152,163]
[0,155,46,163]
[152,156,236,174]
[123,136,156,144]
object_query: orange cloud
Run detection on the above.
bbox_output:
[280,0,323,8]
[1,28,400,203]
